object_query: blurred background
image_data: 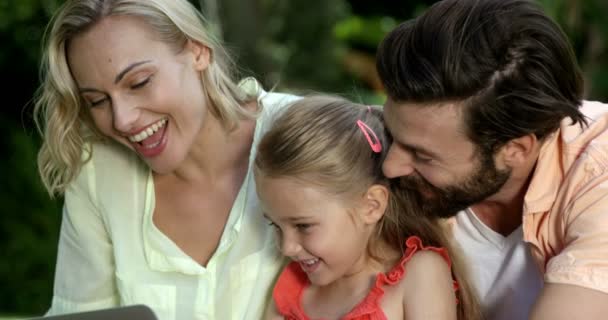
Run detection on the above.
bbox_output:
[1,0,607,317]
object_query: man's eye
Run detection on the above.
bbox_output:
[413,152,433,163]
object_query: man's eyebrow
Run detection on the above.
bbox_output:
[114,60,152,84]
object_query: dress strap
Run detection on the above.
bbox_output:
[273,262,310,319]
[346,236,459,318]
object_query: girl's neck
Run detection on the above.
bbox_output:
[337,239,400,285]
[303,241,401,318]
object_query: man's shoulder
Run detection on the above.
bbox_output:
[580,100,608,120]
[555,100,608,174]
[561,100,608,144]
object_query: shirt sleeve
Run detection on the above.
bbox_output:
[46,161,118,315]
[544,174,608,294]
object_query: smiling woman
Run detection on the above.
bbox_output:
[66,15,214,174]
[33,0,299,319]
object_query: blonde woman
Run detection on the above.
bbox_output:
[35,0,298,318]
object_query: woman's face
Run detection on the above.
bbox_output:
[67,15,210,174]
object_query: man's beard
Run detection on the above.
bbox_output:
[392,151,511,218]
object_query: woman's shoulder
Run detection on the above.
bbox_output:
[62,141,149,228]
[242,78,300,139]
[87,140,145,170]
[260,90,301,109]
[239,77,300,120]
[74,141,148,195]
[257,91,300,130]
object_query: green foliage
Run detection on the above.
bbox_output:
[1,0,63,316]
[0,119,62,316]
[538,0,608,100]
[0,0,62,66]
[334,16,397,50]
[222,0,354,93]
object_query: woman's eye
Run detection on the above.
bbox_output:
[131,77,150,89]
[88,97,107,107]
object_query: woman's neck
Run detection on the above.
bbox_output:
[166,102,257,185]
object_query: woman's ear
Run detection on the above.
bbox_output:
[186,39,210,71]
[360,184,389,225]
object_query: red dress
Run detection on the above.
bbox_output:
[272,236,458,320]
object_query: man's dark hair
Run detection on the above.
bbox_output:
[376,0,586,153]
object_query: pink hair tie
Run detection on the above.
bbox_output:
[356,120,382,153]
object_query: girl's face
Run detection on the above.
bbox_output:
[256,175,375,287]
[67,15,210,174]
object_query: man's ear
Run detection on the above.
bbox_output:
[496,133,538,168]
[360,184,389,225]
[186,39,210,71]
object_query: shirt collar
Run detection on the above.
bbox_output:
[523,130,563,214]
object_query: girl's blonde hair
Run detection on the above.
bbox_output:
[255,95,482,320]
[34,0,255,196]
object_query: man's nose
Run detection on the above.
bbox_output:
[382,144,416,179]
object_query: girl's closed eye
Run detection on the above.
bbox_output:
[267,220,279,229]
[295,223,314,233]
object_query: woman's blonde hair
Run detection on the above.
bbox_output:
[34,0,255,196]
[255,95,482,320]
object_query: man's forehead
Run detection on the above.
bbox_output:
[385,99,472,150]
[384,99,465,131]
[384,99,478,162]
[385,98,462,113]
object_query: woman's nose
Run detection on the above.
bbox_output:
[111,97,140,133]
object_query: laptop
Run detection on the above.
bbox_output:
[29,305,158,320]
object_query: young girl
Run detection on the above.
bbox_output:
[255,96,481,320]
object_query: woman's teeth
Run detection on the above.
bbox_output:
[128,118,167,142]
